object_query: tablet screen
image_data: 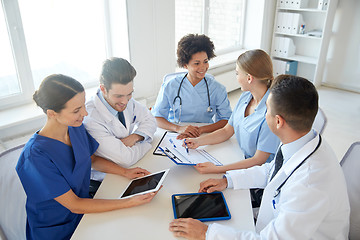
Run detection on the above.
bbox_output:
[120,169,169,199]
[172,192,231,222]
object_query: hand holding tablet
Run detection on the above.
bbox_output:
[119,169,169,199]
[172,192,231,222]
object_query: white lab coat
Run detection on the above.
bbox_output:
[83,91,157,169]
[207,134,350,240]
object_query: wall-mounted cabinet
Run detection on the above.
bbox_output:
[271,0,338,86]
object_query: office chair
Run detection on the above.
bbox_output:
[340,141,360,240]
[162,71,215,83]
[0,145,26,240]
[312,107,327,135]
[163,71,187,83]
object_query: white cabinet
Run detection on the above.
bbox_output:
[271,0,338,86]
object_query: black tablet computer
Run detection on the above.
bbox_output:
[172,192,231,222]
[119,169,169,199]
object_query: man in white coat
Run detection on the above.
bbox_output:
[84,57,157,182]
[169,75,350,239]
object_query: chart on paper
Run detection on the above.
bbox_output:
[156,132,222,166]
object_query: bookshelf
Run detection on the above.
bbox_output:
[271,0,338,86]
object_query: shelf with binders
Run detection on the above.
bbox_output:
[272,55,317,65]
[276,7,326,13]
[274,32,322,40]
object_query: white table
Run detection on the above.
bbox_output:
[72,129,255,239]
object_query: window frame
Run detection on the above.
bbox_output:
[202,0,247,55]
[0,0,120,110]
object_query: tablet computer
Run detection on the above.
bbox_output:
[172,192,231,222]
[119,169,169,199]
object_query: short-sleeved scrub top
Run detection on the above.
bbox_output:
[16,124,99,240]
[152,73,232,123]
[229,90,280,162]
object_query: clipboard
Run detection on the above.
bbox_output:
[153,131,222,166]
[153,131,173,156]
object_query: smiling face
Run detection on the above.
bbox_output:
[101,82,134,112]
[184,51,209,83]
[53,91,87,127]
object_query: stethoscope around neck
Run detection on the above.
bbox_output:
[273,135,322,198]
[172,73,213,123]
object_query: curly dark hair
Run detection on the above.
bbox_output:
[176,34,216,68]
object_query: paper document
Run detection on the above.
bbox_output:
[154,132,222,166]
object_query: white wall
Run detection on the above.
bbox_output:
[127,0,176,103]
[322,0,360,92]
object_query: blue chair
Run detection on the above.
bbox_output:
[0,145,26,240]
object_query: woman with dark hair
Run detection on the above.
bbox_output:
[16,74,158,240]
[152,34,232,139]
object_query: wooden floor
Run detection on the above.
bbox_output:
[228,86,360,161]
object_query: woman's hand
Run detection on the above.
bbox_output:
[182,138,201,149]
[169,218,208,240]
[176,125,201,139]
[194,162,221,174]
[123,167,151,179]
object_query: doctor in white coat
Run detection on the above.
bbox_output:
[84,57,156,181]
[169,75,350,240]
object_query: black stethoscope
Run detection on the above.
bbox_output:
[172,73,213,123]
[273,135,322,199]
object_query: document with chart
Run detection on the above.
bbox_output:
[154,131,222,166]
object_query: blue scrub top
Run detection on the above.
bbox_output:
[152,73,232,123]
[16,124,99,240]
[229,90,280,162]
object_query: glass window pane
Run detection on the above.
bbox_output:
[0,8,21,98]
[175,0,203,45]
[208,0,244,51]
[18,0,107,88]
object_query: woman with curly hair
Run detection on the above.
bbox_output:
[152,34,232,139]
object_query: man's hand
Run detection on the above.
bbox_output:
[121,134,144,147]
[169,218,208,240]
[199,178,228,193]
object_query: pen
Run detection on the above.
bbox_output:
[169,139,176,148]
[184,139,189,154]
[133,115,136,122]
[272,199,276,209]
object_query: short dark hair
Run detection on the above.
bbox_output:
[33,74,84,113]
[176,34,216,68]
[100,57,136,90]
[269,75,318,132]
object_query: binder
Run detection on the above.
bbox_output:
[275,12,284,33]
[282,37,296,57]
[318,0,328,10]
[293,0,309,9]
[273,59,298,77]
[285,61,298,75]
[291,13,304,34]
[285,13,292,34]
[277,0,286,8]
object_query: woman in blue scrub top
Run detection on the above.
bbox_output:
[152,34,232,139]
[185,49,280,174]
[16,74,158,240]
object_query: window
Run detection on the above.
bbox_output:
[175,0,246,55]
[0,0,128,109]
[0,8,20,98]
